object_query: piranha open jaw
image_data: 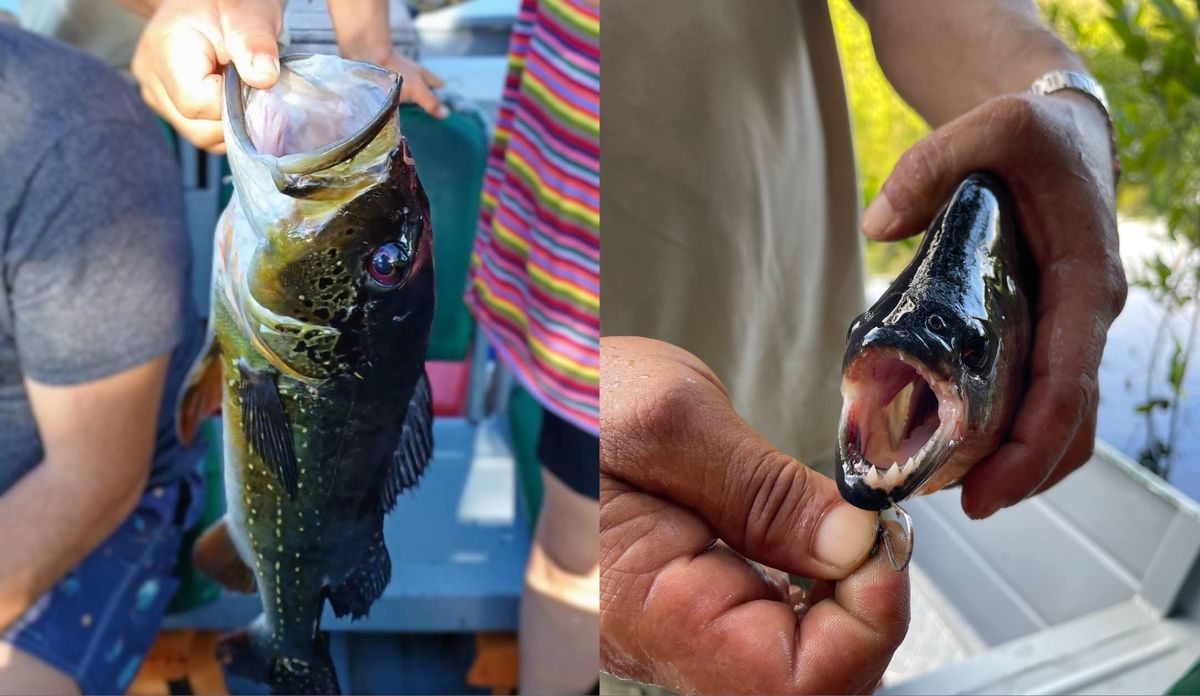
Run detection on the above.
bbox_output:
[835,348,965,510]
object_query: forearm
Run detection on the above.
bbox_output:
[328,0,393,65]
[0,459,146,630]
[856,0,1087,127]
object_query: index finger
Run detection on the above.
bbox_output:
[601,337,878,580]
[157,27,223,121]
[960,272,1112,518]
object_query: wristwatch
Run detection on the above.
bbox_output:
[1029,70,1121,185]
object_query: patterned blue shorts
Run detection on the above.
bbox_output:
[2,470,204,695]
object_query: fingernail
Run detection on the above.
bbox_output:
[970,501,1003,520]
[861,192,895,239]
[253,54,279,79]
[437,104,450,119]
[814,504,878,570]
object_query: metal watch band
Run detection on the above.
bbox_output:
[1029,70,1121,185]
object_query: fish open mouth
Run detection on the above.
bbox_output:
[836,348,965,509]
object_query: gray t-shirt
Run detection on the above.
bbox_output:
[0,25,204,494]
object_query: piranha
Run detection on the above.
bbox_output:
[176,54,435,694]
[836,174,1031,511]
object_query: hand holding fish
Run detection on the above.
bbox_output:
[859,91,1126,520]
[130,0,284,153]
[600,337,909,694]
[128,0,446,153]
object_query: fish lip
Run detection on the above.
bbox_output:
[224,54,403,192]
[834,348,964,511]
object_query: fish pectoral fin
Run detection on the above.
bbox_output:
[193,517,257,593]
[237,360,299,499]
[326,533,391,620]
[379,370,434,514]
[176,323,223,446]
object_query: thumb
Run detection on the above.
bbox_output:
[860,95,1024,241]
[219,0,283,88]
[601,336,879,579]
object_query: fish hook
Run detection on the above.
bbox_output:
[878,500,914,572]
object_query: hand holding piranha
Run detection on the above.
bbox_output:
[837,175,1033,566]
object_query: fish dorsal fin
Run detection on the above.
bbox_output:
[237,360,299,499]
[380,371,434,513]
[176,324,223,445]
[193,517,257,593]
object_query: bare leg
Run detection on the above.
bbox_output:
[519,469,599,695]
[0,642,80,696]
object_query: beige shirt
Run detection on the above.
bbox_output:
[602,0,865,471]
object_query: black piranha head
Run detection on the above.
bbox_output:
[836,174,1028,510]
[223,54,434,384]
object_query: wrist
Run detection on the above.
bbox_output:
[343,45,396,69]
[1032,71,1121,186]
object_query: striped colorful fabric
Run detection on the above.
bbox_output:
[465,0,600,435]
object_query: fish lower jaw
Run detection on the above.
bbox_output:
[858,456,915,492]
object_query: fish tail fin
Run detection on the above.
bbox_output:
[218,618,341,695]
[267,631,340,695]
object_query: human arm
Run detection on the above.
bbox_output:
[854,0,1126,518]
[0,361,168,631]
[601,337,909,693]
[327,0,447,118]
[0,115,191,629]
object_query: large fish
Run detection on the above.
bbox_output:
[836,174,1031,511]
[176,54,435,694]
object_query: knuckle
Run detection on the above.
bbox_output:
[1106,263,1129,316]
[1053,373,1096,425]
[989,93,1040,136]
[736,451,806,553]
[891,140,942,198]
[1073,439,1096,468]
[174,93,206,120]
[603,364,711,467]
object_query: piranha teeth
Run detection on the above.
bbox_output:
[882,464,905,487]
[865,466,884,487]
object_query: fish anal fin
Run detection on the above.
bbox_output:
[176,328,223,446]
[193,518,256,593]
[326,533,391,620]
[380,371,434,514]
[237,360,299,499]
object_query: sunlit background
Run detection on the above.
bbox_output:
[831,0,1200,501]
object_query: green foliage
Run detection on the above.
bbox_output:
[828,0,928,278]
[1045,0,1200,478]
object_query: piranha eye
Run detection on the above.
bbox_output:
[366,242,411,288]
[960,334,989,372]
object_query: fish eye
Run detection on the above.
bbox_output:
[960,334,989,371]
[926,313,949,335]
[366,242,411,288]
